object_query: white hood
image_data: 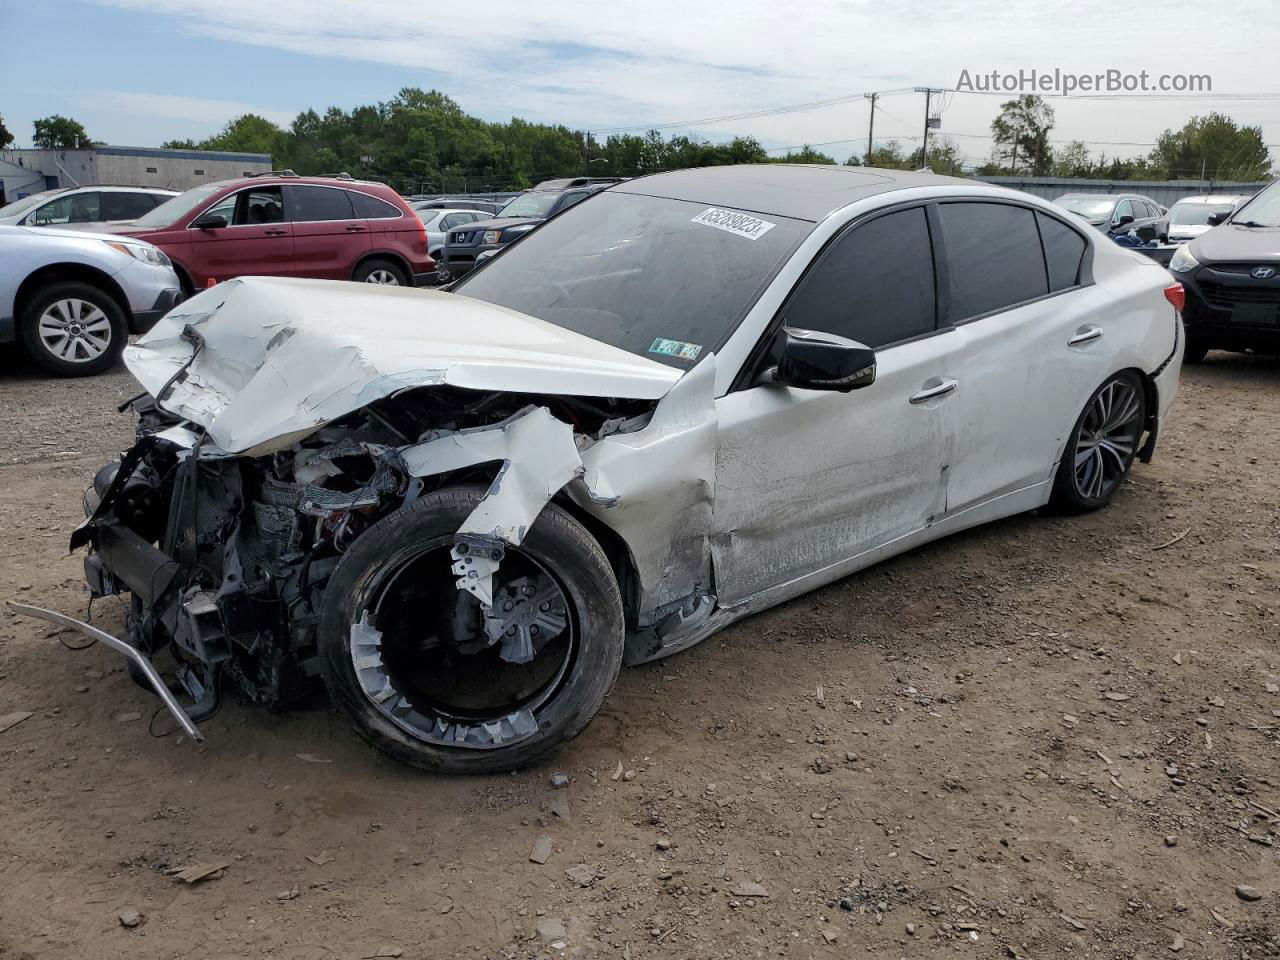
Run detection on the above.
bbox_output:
[125,276,681,455]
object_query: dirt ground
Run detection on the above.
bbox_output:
[0,347,1277,960]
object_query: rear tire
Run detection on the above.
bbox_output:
[317,486,624,774]
[19,281,128,377]
[1049,371,1147,514]
[352,259,407,286]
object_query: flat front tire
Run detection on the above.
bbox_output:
[317,486,624,774]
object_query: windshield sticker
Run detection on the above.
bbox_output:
[691,207,776,241]
[649,337,703,361]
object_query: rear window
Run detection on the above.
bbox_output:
[1036,213,1087,291]
[291,185,355,221]
[349,191,402,219]
[938,202,1049,321]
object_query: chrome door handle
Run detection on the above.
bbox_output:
[1068,325,1103,346]
[264,228,288,237]
[909,378,959,404]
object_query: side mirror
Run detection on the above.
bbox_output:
[1207,212,1226,226]
[192,214,228,230]
[1115,213,1135,227]
[760,327,877,392]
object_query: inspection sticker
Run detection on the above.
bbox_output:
[691,207,776,240]
[649,337,703,361]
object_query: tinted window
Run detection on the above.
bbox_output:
[1036,213,1086,292]
[349,190,402,219]
[1115,199,1134,221]
[785,207,936,349]
[103,192,160,220]
[440,212,473,230]
[555,191,589,214]
[239,187,284,225]
[291,185,354,221]
[938,203,1049,321]
[456,191,808,368]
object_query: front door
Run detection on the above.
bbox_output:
[186,186,294,285]
[711,205,961,605]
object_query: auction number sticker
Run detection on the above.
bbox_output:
[649,337,703,361]
[691,207,776,240]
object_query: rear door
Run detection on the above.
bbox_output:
[286,184,366,280]
[939,201,1108,511]
[185,186,294,284]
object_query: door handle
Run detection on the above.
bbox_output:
[1068,325,1103,346]
[264,228,288,237]
[909,378,959,404]
[345,224,367,232]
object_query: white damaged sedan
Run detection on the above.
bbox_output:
[14,165,1184,772]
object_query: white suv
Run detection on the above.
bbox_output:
[0,186,178,230]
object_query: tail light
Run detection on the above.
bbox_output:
[1164,282,1185,313]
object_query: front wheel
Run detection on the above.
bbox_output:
[317,486,624,774]
[20,281,128,377]
[1049,371,1147,513]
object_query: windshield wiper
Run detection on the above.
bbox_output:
[1235,220,1276,228]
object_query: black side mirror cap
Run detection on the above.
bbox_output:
[192,214,228,230]
[1207,212,1226,226]
[1115,214,1135,227]
[759,327,877,392]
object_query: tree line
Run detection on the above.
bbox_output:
[3,91,1272,193]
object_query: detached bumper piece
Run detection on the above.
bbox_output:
[7,601,204,742]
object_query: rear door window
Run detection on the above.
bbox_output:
[1036,212,1087,292]
[349,190,402,219]
[784,206,937,349]
[30,192,101,224]
[238,187,284,225]
[937,202,1049,321]
[289,185,355,222]
[103,192,159,220]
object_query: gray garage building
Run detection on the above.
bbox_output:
[0,145,271,204]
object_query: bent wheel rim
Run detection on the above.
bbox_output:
[38,299,112,362]
[348,540,578,751]
[365,269,400,284]
[1073,378,1142,500]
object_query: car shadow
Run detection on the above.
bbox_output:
[1186,350,1280,385]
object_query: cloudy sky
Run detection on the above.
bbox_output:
[3,0,1278,169]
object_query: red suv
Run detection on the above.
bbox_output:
[110,172,434,291]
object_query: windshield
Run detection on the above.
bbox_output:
[1056,196,1116,221]
[0,190,62,220]
[454,191,809,368]
[134,183,224,227]
[1169,201,1236,226]
[497,192,560,220]
[1230,181,1280,227]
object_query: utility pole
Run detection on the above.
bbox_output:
[864,92,878,166]
[914,87,944,167]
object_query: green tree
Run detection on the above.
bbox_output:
[0,114,13,149]
[908,138,966,176]
[990,95,1054,175]
[32,115,92,149]
[771,145,836,164]
[849,140,909,168]
[1148,113,1270,180]
[1052,140,1093,178]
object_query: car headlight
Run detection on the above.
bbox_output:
[1168,245,1200,274]
[482,230,501,244]
[104,240,171,267]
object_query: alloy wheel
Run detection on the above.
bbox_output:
[365,269,400,285]
[1073,378,1143,500]
[37,299,113,363]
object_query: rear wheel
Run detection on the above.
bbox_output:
[352,259,407,286]
[1049,371,1147,513]
[317,486,624,773]
[19,281,128,377]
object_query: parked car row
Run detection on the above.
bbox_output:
[0,185,178,229]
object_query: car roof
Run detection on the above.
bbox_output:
[1172,194,1248,203]
[614,164,976,222]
